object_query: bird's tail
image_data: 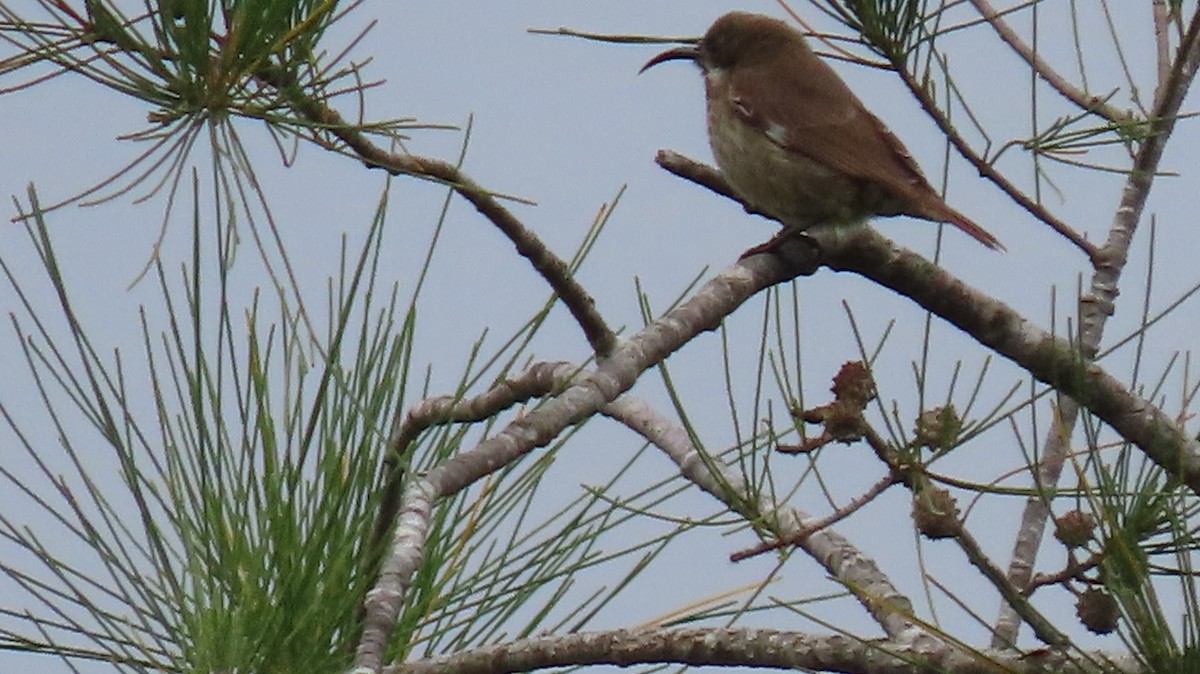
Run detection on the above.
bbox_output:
[931,203,1004,251]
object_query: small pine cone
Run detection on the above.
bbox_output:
[823,401,866,441]
[831,361,876,409]
[913,487,961,539]
[1076,588,1120,635]
[913,405,963,451]
[1054,510,1097,549]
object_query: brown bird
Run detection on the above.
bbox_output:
[641,11,1002,251]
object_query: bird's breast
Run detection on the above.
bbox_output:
[703,73,899,229]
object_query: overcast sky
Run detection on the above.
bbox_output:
[1,1,1195,671]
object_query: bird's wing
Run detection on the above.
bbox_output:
[727,53,933,204]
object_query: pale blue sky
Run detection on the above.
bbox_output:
[1,2,1195,671]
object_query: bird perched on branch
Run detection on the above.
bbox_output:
[641,11,1002,251]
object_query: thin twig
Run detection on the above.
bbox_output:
[1026,551,1103,592]
[893,67,1100,260]
[259,68,619,358]
[969,0,1130,123]
[729,473,897,562]
[527,26,692,45]
[955,524,1068,646]
[602,367,923,640]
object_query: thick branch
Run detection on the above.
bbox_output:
[382,626,1139,674]
[656,150,1200,496]
[353,249,807,671]
[996,5,1200,645]
[816,227,1200,494]
[366,361,576,578]
[365,360,927,660]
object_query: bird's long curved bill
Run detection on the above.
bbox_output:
[639,45,700,73]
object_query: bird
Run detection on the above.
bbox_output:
[640,11,1003,251]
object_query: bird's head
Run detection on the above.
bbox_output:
[640,12,802,75]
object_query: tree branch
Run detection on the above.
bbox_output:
[817,227,1200,494]
[262,68,619,358]
[353,245,813,671]
[365,361,578,585]
[363,349,932,665]
[968,0,1131,123]
[603,394,922,641]
[655,150,1200,497]
[995,5,1200,645]
[381,626,1139,674]
[892,67,1099,260]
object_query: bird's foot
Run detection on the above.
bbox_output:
[740,228,820,259]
